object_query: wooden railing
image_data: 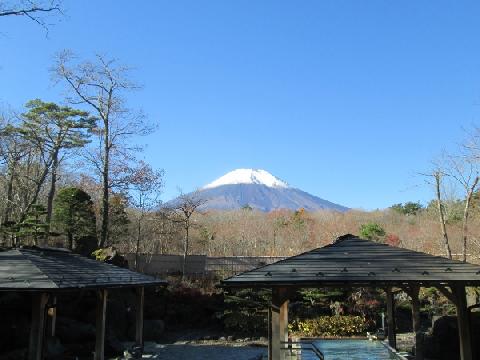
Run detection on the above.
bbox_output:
[281,340,325,359]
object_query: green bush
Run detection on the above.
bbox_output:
[359,223,386,241]
[290,315,367,337]
[223,288,271,334]
[223,309,267,333]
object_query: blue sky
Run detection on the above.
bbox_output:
[1,1,479,209]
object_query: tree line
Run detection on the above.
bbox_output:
[0,52,164,257]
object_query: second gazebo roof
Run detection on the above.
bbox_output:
[222,234,480,288]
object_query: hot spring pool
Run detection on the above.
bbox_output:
[303,339,398,360]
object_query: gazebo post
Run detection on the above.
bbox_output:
[135,286,145,349]
[406,285,423,360]
[95,289,108,360]
[452,284,473,360]
[28,292,49,360]
[269,287,289,360]
[47,295,57,337]
[279,296,289,359]
[385,287,396,349]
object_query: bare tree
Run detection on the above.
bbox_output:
[126,161,164,270]
[53,51,154,247]
[0,112,29,244]
[434,171,453,259]
[444,154,479,262]
[0,1,63,32]
[421,169,452,259]
[166,190,206,279]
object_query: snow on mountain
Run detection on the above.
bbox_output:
[166,168,349,212]
[203,169,288,189]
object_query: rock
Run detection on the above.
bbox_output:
[258,336,267,342]
[56,317,95,343]
[45,336,65,357]
[227,335,234,341]
[219,336,226,341]
[105,333,125,356]
[143,319,165,341]
[244,337,251,342]
[123,344,143,359]
[0,349,27,360]
[425,316,459,360]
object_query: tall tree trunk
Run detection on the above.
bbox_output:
[435,172,452,259]
[182,223,189,280]
[20,164,51,223]
[45,154,59,244]
[46,154,59,225]
[99,127,110,248]
[67,231,73,250]
[2,156,17,246]
[2,156,17,225]
[135,217,142,270]
[462,176,479,262]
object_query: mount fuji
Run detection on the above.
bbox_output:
[169,169,349,212]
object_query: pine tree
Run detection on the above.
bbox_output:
[53,187,97,253]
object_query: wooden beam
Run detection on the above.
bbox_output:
[405,285,423,360]
[268,306,272,360]
[135,287,144,349]
[279,298,289,360]
[269,288,289,360]
[47,295,57,337]
[28,292,49,360]
[385,287,397,349]
[95,289,108,360]
[452,284,473,360]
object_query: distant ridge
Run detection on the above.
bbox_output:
[168,169,349,212]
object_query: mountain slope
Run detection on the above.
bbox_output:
[195,183,348,212]
[168,169,349,212]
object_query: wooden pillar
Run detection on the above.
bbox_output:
[28,292,49,360]
[268,306,273,360]
[95,289,108,360]
[453,284,473,360]
[135,287,145,348]
[279,298,289,360]
[269,288,288,360]
[386,287,397,349]
[408,285,423,360]
[47,296,57,337]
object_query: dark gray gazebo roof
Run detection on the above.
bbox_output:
[221,234,480,288]
[0,247,167,291]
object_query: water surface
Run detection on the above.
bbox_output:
[306,339,396,360]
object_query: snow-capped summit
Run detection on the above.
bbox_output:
[203,169,289,189]
[167,168,349,212]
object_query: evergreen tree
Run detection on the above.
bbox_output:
[53,187,97,253]
[17,204,48,246]
[20,99,95,224]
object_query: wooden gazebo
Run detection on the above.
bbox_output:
[221,234,480,360]
[0,246,167,360]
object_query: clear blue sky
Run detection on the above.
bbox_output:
[1,1,479,209]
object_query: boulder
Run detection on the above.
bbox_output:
[423,316,459,360]
[56,317,95,343]
[143,319,165,341]
[45,336,65,358]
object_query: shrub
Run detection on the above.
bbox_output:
[385,234,400,247]
[359,223,386,242]
[290,315,368,337]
